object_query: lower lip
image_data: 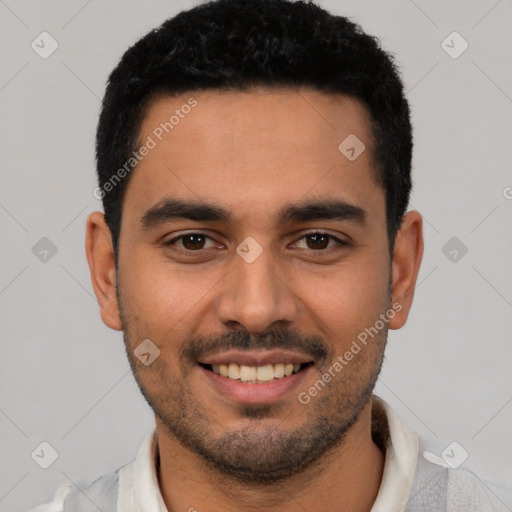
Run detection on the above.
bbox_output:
[199,365,313,404]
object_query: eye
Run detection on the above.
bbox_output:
[163,233,218,251]
[292,232,347,251]
[162,231,346,254]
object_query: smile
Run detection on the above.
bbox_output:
[200,362,313,383]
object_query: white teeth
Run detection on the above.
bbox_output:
[240,365,257,382]
[213,362,305,382]
[274,363,285,378]
[228,363,240,379]
[256,364,275,381]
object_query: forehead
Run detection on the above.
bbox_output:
[124,88,383,225]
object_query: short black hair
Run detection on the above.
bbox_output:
[96,0,412,259]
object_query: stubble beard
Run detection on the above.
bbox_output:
[118,288,387,485]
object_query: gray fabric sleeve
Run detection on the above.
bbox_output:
[62,472,119,512]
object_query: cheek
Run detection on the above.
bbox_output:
[294,254,390,329]
[121,254,190,314]
[119,252,224,345]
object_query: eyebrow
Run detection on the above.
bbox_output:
[139,197,367,229]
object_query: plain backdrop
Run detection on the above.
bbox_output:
[1,0,511,510]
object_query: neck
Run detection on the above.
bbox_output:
[156,399,385,512]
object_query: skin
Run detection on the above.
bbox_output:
[86,88,423,512]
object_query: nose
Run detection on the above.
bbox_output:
[215,246,298,333]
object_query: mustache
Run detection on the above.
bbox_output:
[180,327,331,364]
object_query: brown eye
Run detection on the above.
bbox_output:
[181,234,207,250]
[305,233,330,250]
[292,232,347,252]
[163,233,216,251]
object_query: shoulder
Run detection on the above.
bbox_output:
[25,467,125,512]
[63,470,120,511]
[26,429,157,512]
[25,484,72,512]
[446,467,512,511]
[407,450,512,511]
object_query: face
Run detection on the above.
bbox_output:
[87,88,422,484]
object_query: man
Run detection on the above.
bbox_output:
[29,0,509,510]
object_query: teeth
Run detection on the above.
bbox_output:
[274,363,285,378]
[240,365,257,382]
[212,362,306,382]
[228,363,240,380]
[256,364,275,381]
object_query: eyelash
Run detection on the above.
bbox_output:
[162,231,348,252]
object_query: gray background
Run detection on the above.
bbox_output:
[1,0,511,510]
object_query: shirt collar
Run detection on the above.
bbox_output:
[370,395,420,511]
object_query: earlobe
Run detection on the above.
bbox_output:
[85,211,123,331]
[388,210,424,330]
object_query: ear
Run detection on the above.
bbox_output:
[85,211,122,331]
[388,210,424,330]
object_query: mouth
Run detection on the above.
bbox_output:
[198,361,313,383]
[197,350,315,404]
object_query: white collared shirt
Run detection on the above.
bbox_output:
[28,395,510,511]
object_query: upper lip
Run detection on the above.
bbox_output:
[198,349,314,367]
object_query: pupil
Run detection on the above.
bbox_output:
[183,234,205,250]
[307,234,328,250]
